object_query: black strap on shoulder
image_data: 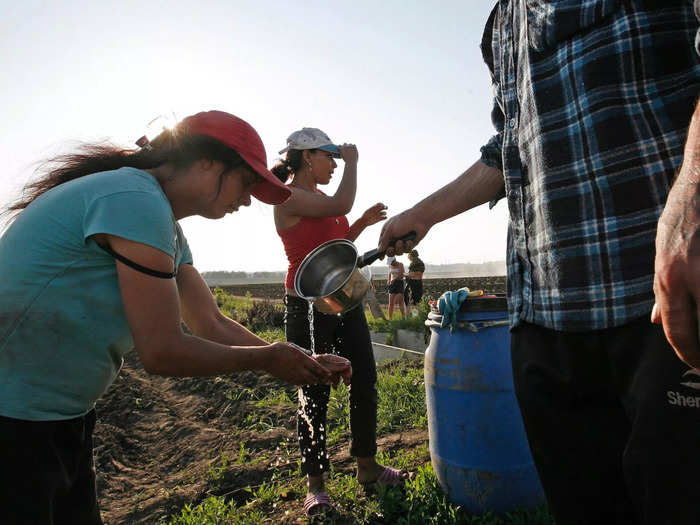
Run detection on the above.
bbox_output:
[99,244,176,279]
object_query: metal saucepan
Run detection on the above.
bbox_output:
[294,232,416,315]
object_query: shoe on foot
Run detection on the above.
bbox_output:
[303,491,332,516]
[361,466,412,490]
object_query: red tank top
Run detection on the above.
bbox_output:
[278,214,350,290]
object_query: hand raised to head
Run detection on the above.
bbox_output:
[338,143,359,165]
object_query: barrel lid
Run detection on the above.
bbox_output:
[431,293,508,313]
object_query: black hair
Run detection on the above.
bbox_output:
[3,128,247,220]
[270,149,310,183]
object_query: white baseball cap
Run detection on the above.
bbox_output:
[279,127,341,158]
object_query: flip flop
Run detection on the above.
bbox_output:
[361,466,412,491]
[303,491,332,516]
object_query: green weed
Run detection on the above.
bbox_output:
[206,453,230,484]
[254,387,296,409]
[254,327,285,343]
[160,496,263,525]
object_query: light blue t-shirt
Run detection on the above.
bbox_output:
[0,167,192,420]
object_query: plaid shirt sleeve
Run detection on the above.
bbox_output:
[479,5,506,208]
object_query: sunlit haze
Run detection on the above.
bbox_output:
[0,0,506,272]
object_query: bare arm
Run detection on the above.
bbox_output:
[276,145,358,218]
[653,100,700,368]
[346,202,387,242]
[378,159,504,254]
[176,264,269,346]
[104,235,332,384]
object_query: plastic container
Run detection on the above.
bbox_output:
[424,295,544,513]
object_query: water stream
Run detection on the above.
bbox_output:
[298,300,318,453]
[307,300,316,356]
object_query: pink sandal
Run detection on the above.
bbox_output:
[376,466,411,486]
[303,491,332,516]
[362,466,412,490]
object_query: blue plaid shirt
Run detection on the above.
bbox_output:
[480,0,700,331]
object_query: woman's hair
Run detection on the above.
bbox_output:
[270,149,305,183]
[3,128,246,220]
[410,249,419,257]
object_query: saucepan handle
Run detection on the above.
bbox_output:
[357,231,417,268]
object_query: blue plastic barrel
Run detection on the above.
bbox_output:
[424,295,544,514]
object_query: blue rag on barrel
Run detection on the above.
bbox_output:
[438,288,470,331]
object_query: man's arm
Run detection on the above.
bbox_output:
[378,159,504,255]
[653,100,700,368]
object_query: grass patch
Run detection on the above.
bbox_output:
[254,387,296,409]
[323,359,427,447]
[254,327,285,343]
[376,360,427,433]
[165,462,553,525]
[162,496,264,525]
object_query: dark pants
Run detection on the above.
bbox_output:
[285,295,378,476]
[0,410,102,525]
[404,278,423,306]
[511,317,700,525]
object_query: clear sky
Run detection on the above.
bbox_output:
[0,0,506,272]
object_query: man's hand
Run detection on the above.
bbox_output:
[262,342,334,385]
[653,107,700,368]
[653,178,700,369]
[360,202,388,227]
[378,208,431,256]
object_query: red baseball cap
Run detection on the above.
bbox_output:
[176,110,291,205]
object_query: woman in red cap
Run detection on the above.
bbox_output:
[272,127,411,517]
[0,111,349,525]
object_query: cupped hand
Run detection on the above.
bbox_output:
[653,173,700,369]
[314,353,352,386]
[378,209,430,257]
[263,342,334,385]
[361,203,388,227]
[339,143,359,165]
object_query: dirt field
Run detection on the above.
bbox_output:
[215,276,507,304]
[95,352,427,524]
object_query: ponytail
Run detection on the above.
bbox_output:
[270,149,304,183]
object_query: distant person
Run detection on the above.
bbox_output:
[387,256,406,319]
[0,111,351,525]
[271,127,410,517]
[378,3,700,524]
[404,249,425,314]
[363,278,386,320]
